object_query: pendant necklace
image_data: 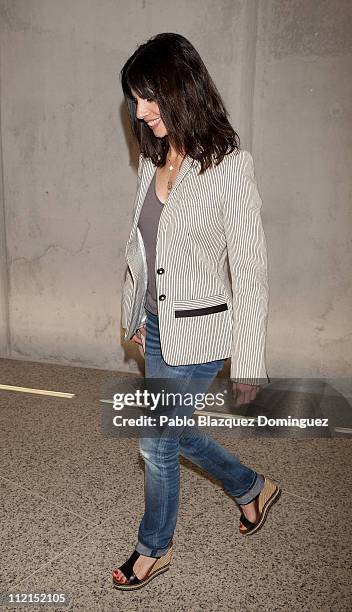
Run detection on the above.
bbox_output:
[166,151,185,197]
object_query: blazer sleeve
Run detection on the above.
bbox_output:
[121,153,144,334]
[221,149,270,386]
[121,267,134,333]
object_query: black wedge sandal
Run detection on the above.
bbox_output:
[112,543,174,591]
[239,476,281,536]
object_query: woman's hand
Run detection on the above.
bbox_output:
[131,323,146,346]
[232,382,260,407]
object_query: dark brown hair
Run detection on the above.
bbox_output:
[120,33,240,174]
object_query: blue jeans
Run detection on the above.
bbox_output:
[135,309,264,558]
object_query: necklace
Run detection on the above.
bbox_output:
[166,151,185,195]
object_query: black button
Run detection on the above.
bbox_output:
[159,294,166,301]
[157,268,165,274]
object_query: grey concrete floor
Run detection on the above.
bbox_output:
[0,357,351,611]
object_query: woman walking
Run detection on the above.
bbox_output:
[113,33,280,590]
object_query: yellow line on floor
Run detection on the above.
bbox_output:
[0,384,75,398]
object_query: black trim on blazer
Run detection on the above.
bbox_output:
[174,303,228,318]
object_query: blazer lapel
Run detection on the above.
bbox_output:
[126,161,155,246]
[127,154,196,246]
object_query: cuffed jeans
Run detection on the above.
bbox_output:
[135,309,264,558]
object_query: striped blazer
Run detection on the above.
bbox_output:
[121,149,270,385]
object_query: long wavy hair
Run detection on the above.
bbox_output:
[120,33,241,174]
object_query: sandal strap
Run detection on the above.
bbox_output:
[239,512,257,530]
[117,549,160,586]
[118,550,141,583]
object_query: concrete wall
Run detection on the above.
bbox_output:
[0,55,10,358]
[254,0,352,378]
[0,0,351,379]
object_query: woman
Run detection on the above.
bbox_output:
[113,33,280,591]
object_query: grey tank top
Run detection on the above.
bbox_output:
[137,170,164,315]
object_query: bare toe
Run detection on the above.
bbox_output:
[113,569,127,584]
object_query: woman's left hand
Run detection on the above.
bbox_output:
[232,382,260,407]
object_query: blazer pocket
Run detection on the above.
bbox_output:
[173,293,229,318]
